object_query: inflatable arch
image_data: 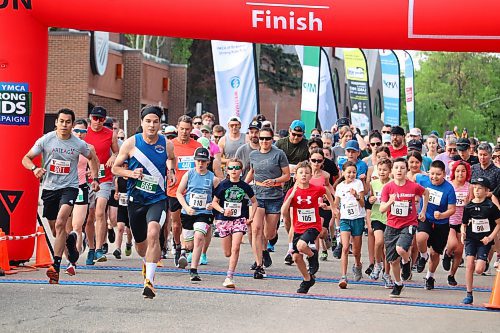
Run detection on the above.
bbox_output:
[1,0,499,261]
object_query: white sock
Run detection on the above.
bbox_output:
[394,280,403,286]
[140,256,146,264]
[420,252,429,260]
[288,243,293,251]
[145,262,157,281]
[401,258,408,264]
[426,271,434,279]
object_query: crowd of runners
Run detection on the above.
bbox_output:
[23,106,500,303]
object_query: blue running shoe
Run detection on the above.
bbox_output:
[267,242,275,252]
[86,249,95,265]
[94,249,107,263]
[187,252,192,264]
[462,294,473,305]
[200,253,208,265]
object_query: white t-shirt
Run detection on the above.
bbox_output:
[335,179,366,220]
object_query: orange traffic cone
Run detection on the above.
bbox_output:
[484,269,500,310]
[35,226,53,268]
[0,229,14,274]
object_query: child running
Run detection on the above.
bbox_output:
[281,161,334,294]
[461,177,500,304]
[212,158,258,288]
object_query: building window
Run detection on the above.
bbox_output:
[374,89,382,118]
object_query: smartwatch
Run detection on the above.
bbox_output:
[31,165,37,172]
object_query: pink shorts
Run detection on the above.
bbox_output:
[215,218,248,238]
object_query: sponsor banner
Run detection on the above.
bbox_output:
[211,41,258,130]
[379,50,401,126]
[0,82,31,126]
[404,51,415,129]
[343,49,371,132]
[317,48,338,132]
[296,46,321,136]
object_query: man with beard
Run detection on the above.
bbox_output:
[389,126,408,159]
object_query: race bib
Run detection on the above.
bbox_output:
[297,208,316,223]
[189,193,207,208]
[224,201,242,217]
[98,164,105,179]
[135,174,159,194]
[76,188,84,203]
[374,190,381,204]
[456,192,467,207]
[118,193,128,206]
[471,218,490,233]
[391,201,410,217]
[341,202,360,218]
[178,156,195,171]
[428,188,443,206]
[49,159,70,175]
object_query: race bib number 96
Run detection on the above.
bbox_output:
[471,218,490,234]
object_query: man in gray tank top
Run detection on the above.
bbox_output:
[219,116,247,165]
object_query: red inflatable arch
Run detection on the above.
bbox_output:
[1,0,499,261]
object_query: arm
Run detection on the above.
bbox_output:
[22,148,46,179]
[166,140,176,186]
[112,138,142,180]
[176,173,194,215]
[281,187,296,221]
[85,145,100,191]
[212,153,224,179]
[434,204,456,220]
[106,130,120,167]
[248,196,258,224]
[218,136,230,164]
[379,194,396,213]
[244,167,254,184]
[481,218,500,245]
[211,196,226,215]
[419,188,430,221]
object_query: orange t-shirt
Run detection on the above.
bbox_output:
[167,138,202,197]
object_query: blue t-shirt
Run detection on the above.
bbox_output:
[338,158,368,179]
[416,174,456,225]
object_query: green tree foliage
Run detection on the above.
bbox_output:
[415,52,500,141]
[259,44,302,95]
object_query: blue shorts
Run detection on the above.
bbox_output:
[465,239,492,262]
[257,197,284,214]
[339,218,365,237]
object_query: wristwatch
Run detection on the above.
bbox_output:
[31,165,37,172]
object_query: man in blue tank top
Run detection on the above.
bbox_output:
[176,147,221,282]
[112,105,176,299]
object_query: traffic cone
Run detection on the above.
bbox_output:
[35,226,53,268]
[0,229,13,273]
[484,269,500,310]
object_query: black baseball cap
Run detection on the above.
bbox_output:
[337,117,350,128]
[457,138,471,151]
[103,118,114,129]
[408,139,423,151]
[90,106,107,118]
[194,147,210,161]
[471,177,491,190]
[248,120,262,130]
[390,126,405,136]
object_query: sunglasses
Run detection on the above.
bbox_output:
[447,148,457,152]
[382,131,391,134]
[227,165,242,171]
[194,122,202,125]
[370,142,382,147]
[493,155,500,160]
[311,134,321,138]
[73,129,87,134]
[91,116,105,122]
[291,132,303,138]
[214,135,222,139]
[259,137,273,141]
[310,158,324,163]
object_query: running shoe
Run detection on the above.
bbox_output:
[157,259,164,267]
[223,277,235,288]
[250,261,258,270]
[382,273,394,289]
[253,266,266,279]
[365,263,374,276]
[94,249,107,263]
[108,228,116,243]
[462,294,473,305]
[447,275,458,286]
[370,262,383,280]
[46,266,59,284]
[102,243,109,255]
[296,276,316,294]
[267,242,275,253]
[174,249,181,267]
[416,255,428,273]
[494,258,500,269]
[190,271,202,282]
[338,276,348,289]
[442,252,452,271]
[65,264,76,276]
[66,231,79,264]
[143,279,156,299]
[177,252,188,269]
[320,251,328,261]
[401,258,412,281]
[352,264,363,281]
[332,243,342,259]
[390,283,404,298]
[86,249,95,265]
[200,253,208,265]
[125,243,132,257]
[284,253,294,266]
[424,276,435,290]
[262,250,272,268]
[113,248,122,260]
[307,249,319,275]
[161,248,168,259]
[187,252,192,264]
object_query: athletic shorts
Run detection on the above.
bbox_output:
[257,197,284,214]
[168,195,182,212]
[128,200,167,243]
[417,220,450,255]
[364,197,373,210]
[107,190,118,207]
[95,181,112,200]
[117,206,130,228]
[464,239,492,261]
[384,225,416,262]
[339,218,365,237]
[449,224,461,233]
[41,187,79,221]
[292,228,320,253]
[215,218,248,238]
[75,184,89,206]
[371,220,387,232]
[181,213,213,241]
[319,209,332,229]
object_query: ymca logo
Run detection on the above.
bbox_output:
[297,196,312,204]
[0,190,23,235]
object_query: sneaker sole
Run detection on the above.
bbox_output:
[177,257,188,269]
[389,293,402,298]
[46,270,59,284]
[338,281,347,289]
[190,278,202,282]
[65,268,76,276]
[94,256,107,263]
[142,286,156,299]
[223,283,235,288]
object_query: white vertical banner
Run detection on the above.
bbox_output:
[404,51,415,129]
[318,47,338,131]
[211,41,258,130]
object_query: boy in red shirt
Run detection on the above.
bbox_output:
[282,161,334,294]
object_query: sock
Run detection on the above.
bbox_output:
[53,256,62,272]
[227,270,234,278]
[426,271,434,279]
[467,291,473,297]
[190,268,197,274]
[145,262,156,281]
[394,280,403,286]
[269,234,278,246]
[288,243,293,252]
[420,252,429,260]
